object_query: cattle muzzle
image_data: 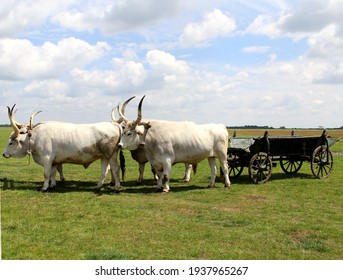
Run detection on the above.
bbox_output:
[3,153,10,158]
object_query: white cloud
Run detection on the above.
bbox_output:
[245,0,343,39]
[70,58,146,93]
[52,0,182,35]
[179,9,236,47]
[307,24,343,58]
[244,0,343,86]
[0,0,76,37]
[0,38,110,80]
[24,80,70,100]
[280,0,343,35]
[146,50,189,74]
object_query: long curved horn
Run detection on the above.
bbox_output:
[29,111,42,130]
[132,95,145,127]
[111,103,120,122]
[117,96,136,124]
[7,104,20,138]
[122,96,136,115]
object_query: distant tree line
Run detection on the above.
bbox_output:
[227,125,274,129]
[227,125,343,130]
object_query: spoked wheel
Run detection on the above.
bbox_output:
[249,152,272,184]
[311,146,333,179]
[227,154,244,178]
[280,156,303,174]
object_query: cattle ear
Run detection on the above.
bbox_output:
[144,122,151,130]
[139,122,151,129]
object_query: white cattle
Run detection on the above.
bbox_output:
[117,96,231,192]
[3,104,124,192]
[114,98,196,185]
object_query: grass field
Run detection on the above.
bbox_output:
[0,127,342,260]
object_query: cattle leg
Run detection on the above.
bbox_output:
[42,163,53,192]
[183,163,192,183]
[162,158,172,192]
[56,164,65,182]
[137,162,145,184]
[218,157,231,188]
[155,170,164,191]
[109,154,121,193]
[151,164,158,184]
[96,158,110,191]
[207,157,217,188]
[50,165,57,188]
[109,165,115,186]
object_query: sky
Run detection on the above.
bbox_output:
[1,0,342,128]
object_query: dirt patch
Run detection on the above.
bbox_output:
[178,208,199,215]
[242,195,267,201]
[213,206,245,213]
[289,229,313,242]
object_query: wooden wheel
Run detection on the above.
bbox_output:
[280,156,303,174]
[249,152,272,184]
[311,146,333,179]
[227,154,244,178]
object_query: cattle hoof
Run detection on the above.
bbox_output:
[225,184,231,189]
[111,189,120,195]
[41,188,49,193]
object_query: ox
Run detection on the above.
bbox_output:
[3,104,124,192]
[117,96,231,192]
[113,98,196,185]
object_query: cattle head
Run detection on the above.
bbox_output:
[117,96,151,150]
[3,105,41,158]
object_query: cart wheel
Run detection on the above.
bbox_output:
[249,152,272,184]
[311,146,333,179]
[280,156,303,174]
[227,154,244,178]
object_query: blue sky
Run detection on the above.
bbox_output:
[1,0,342,128]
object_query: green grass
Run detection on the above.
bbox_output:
[1,127,342,260]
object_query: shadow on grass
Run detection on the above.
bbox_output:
[229,171,315,185]
[0,178,98,193]
[0,177,206,195]
[1,171,316,194]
